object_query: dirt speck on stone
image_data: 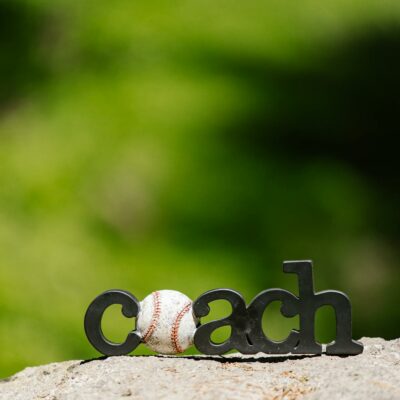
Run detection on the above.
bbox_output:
[0,338,399,399]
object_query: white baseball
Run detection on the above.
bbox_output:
[136,290,198,354]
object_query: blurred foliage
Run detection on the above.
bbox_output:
[0,0,399,377]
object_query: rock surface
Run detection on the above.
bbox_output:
[1,338,399,400]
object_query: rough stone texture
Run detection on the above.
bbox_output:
[1,338,399,400]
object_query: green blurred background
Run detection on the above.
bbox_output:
[1,0,399,377]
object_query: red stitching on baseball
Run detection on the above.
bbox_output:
[142,291,161,342]
[171,302,192,353]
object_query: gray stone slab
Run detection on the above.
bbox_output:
[1,338,399,399]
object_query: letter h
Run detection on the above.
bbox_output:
[284,260,363,355]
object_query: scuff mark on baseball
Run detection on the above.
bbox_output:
[136,290,198,354]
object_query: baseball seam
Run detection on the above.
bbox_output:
[171,302,192,353]
[142,291,161,342]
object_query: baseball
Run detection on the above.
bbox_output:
[136,290,198,354]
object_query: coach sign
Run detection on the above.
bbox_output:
[84,260,363,356]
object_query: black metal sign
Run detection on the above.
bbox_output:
[84,260,363,356]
